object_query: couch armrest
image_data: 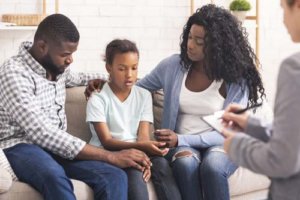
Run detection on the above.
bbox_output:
[0,166,12,193]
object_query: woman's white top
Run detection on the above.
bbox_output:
[175,72,225,135]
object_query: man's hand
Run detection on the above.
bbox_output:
[84,79,105,100]
[107,149,152,171]
[137,141,169,156]
[154,129,178,148]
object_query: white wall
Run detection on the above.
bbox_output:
[0,0,298,106]
[259,1,298,106]
[0,0,189,76]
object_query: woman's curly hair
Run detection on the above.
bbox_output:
[180,4,265,106]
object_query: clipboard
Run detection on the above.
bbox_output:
[201,110,224,133]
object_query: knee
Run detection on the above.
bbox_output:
[94,165,127,189]
[152,157,170,170]
[125,168,147,191]
[125,168,143,182]
[173,150,199,163]
[108,168,127,198]
[94,167,128,199]
[201,161,220,178]
[200,153,227,178]
[106,167,128,187]
[172,150,200,171]
[151,157,172,178]
[41,165,70,186]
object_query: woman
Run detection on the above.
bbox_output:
[222,0,300,200]
[136,4,265,200]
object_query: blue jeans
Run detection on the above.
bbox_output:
[165,146,237,200]
[123,156,181,200]
[4,143,127,200]
[150,156,182,200]
[124,167,148,200]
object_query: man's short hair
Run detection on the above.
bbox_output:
[34,14,79,43]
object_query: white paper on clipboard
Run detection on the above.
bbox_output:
[201,110,224,133]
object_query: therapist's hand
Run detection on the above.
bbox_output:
[222,103,250,131]
[222,128,237,153]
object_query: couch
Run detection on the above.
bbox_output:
[0,86,270,200]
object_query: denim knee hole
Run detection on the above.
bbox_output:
[171,150,200,163]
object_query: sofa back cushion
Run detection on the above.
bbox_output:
[66,86,92,142]
[152,90,164,130]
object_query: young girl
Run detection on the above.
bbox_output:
[86,39,181,200]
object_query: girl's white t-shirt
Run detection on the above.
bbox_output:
[86,83,153,147]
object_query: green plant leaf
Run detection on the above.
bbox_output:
[229,0,251,11]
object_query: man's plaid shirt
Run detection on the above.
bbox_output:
[0,42,106,159]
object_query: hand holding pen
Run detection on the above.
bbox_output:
[221,103,262,132]
[221,102,262,152]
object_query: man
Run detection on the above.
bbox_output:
[0,14,151,200]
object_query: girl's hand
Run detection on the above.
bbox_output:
[143,168,151,182]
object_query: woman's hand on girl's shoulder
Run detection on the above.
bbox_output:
[84,79,106,100]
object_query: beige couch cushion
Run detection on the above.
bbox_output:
[0,179,93,200]
[229,167,270,196]
[0,179,157,200]
[0,150,15,179]
[0,167,12,194]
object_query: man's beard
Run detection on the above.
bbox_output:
[40,53,65,76]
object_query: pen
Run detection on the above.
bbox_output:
[234,102,262,114]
